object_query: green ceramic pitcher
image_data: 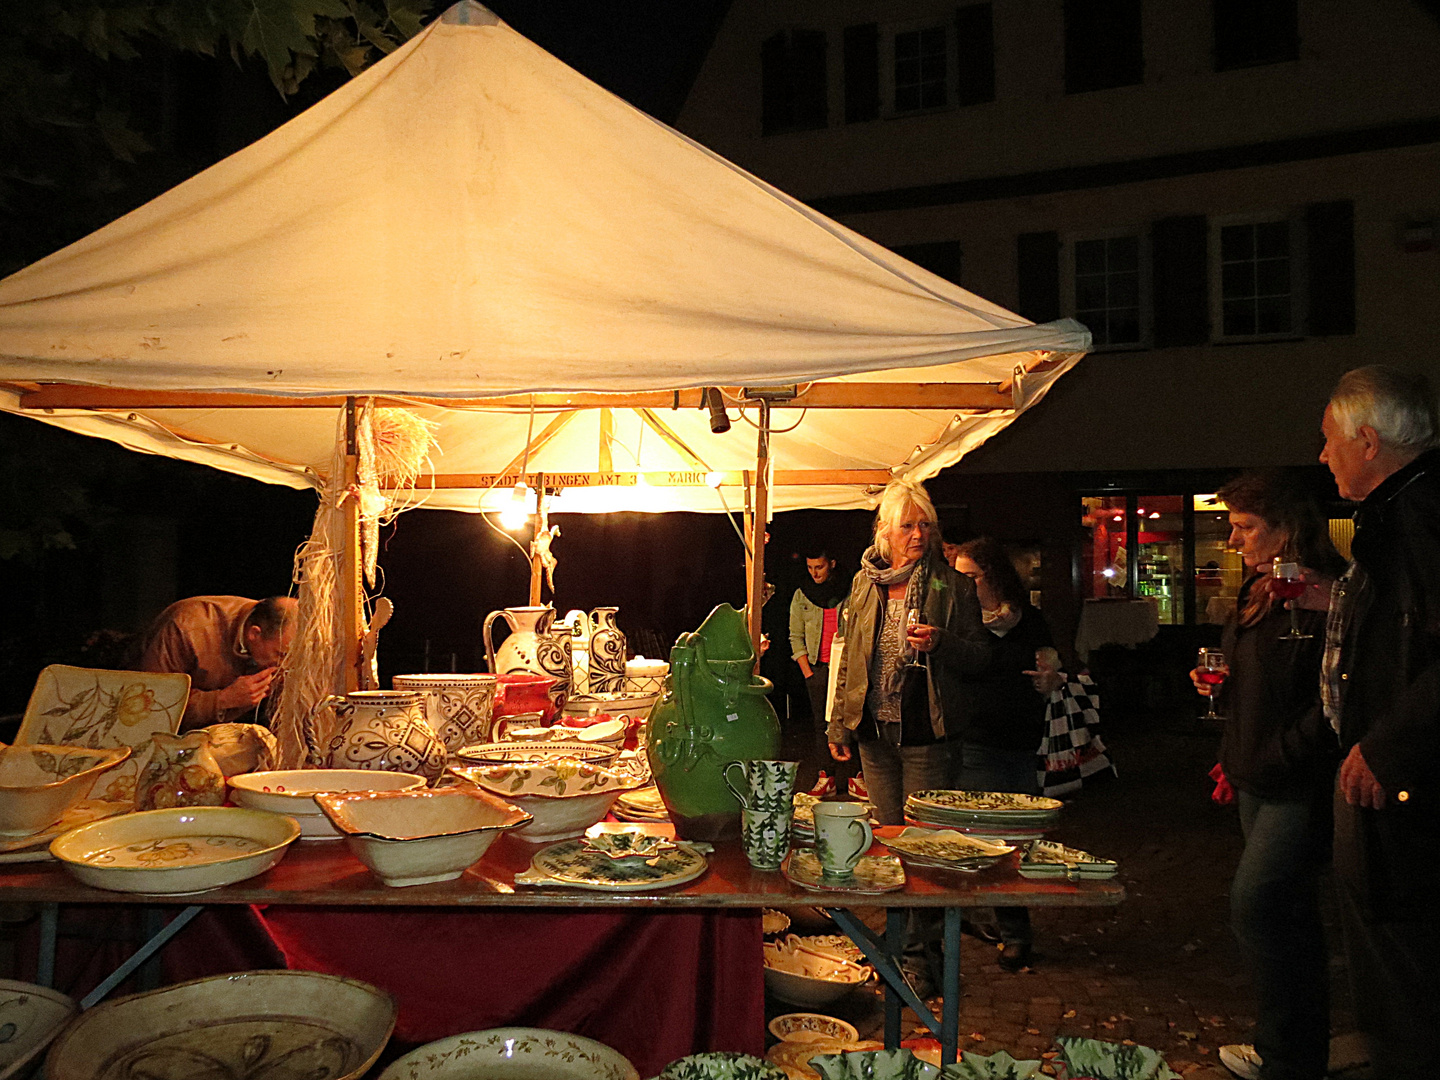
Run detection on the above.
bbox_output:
[646,603,781,841]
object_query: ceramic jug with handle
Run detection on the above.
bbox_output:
[483,606,572,714]
[645,603,780,841]
[135,731,228,810]
[303,690,447,783]
[586,607,627,694]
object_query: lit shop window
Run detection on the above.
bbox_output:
[1135,496,1184,625]
[1194,493,1244,625]
[1079,496,1131,600]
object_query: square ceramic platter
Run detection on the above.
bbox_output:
[514,838,708,891]
[781,849,906,894]
[49,806,300,895]
[881,827,1015,871]
[1018,839,1118,879]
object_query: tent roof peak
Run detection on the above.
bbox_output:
[441,1,501,26]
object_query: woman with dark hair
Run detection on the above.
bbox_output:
[950,536,1063,971]
[1189,471,1346,1080]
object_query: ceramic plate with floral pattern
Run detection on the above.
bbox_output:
[905,790,1061,814]
[378,1026,639,1080]
[881,827,1015,871]
[781,850,906,894]
[580,825,678,863]
[1018,839,1118,879]
[515,838,708,892]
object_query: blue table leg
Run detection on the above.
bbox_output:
[78,906,203,1010]
[941,908,960,1065]
[36,903,58,988]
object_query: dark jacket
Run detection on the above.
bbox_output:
[956,604,1055,754]
[1218,577,1338,800]
[1338,447,1440,814]
[827,557,989,744]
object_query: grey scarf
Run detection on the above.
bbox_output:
[860,545,931,695]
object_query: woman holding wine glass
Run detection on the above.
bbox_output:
[1188,471,1345,1080]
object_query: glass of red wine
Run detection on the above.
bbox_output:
[1197,647,1228,722]
[1271,558,1313,640]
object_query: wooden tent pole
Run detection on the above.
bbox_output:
[340,397,363,692]
[528,472,546,606]
[747,402,771,653]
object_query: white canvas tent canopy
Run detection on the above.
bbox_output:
[0,1,1088,668]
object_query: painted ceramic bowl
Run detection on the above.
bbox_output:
[767,1013,860,1045]
[50,806,299,895]
[45,969,396,1080]
[228,769,427,839]
[316,785,531,888]
[655,1052,786,1080]
[0,745,130,838]
[580,825,678,862]
[377,1026,639,1080]
[762,939,872,1008]
[0,979,77,1079]
[562,691,659,722]
[455,741,619,768]
[451,761,645,843]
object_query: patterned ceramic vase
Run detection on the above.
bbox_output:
[391,674,498,753]
[134,731,227,811]
[303,690,447,783]
[483,606,573,714]
[586,607,628,694]
[646,603,781,842]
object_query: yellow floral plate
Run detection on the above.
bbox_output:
[50,806,300,895]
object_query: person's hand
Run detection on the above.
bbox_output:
[1339,744,1386,809]
[906,622,939,653]
[1293,567,1337,612]
[828,742,853,762]
[1024,649,1065,695]
[1189,666,1215,697]
[798,659,815,680]
[758,634,770,656]
[217,668,277,712]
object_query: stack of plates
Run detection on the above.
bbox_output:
[904,790,1062,840]
[1018,839,1118,880]
[880,826,1015,872]
[612,785,668,823]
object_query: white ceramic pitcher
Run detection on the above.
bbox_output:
[482,606,572,714]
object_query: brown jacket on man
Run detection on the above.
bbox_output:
[140,596,264,730]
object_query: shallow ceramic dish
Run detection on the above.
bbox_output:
[228,769,426,839]
[762,942,872,1009]
[881,827,1015,871]
[567,718,630,746]
[656,1052,785,1080]
[561,691,659,722]
[0,979,76,1080]
[907,790,1063,814]
[580,825,678,862]
[0,745,131,838]
[768,1013,859,1045]
[781,850,906,895]
[1018,839,1118,880]
[45,969,396,1080]
[50,806,299,895]
[378,1026,639,1080]
[455,741,619,768]
[316,785,530,887]
[515,838,708,891]
[452,760,645,842]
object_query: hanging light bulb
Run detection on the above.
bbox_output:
[499,482,530,531]
[705,470,724,489]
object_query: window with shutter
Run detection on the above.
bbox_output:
[760,28,829,136]
[1306,201,1355,336]
[1072,236,1143,347]
[1213,217,1298,340]
[1213,0,1298,71]
[955,4,995,107]
[1151,216,1209,347]
[843,24,880,123]
[1064,0,1143,94]
[894,25,949,112]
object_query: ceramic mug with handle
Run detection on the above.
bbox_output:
[722,759,799,813]
[812,800,873,878]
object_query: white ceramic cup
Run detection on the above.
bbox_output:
[811,801,873,878]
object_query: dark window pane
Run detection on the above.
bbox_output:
[1109,270,1140,307]
[1214,0,1298,71]
[1256,220,1289,258]
[1220,224,1253,262]
[1110,308,1141,343]
[1076,314,1108,345]
[896,85,920,112]
[955,3,996,106]
[1223,299,1256,336]
[1076,276,1108,310]
[1108,236,1140,272]
[1222,260,1255,299]
[895,32,920,60]
[1256,258,1290,297]
[1257,296,1292,334]
[1064,0,1143,93]
[1075,239,1106,275]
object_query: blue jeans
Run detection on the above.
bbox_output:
[953,743,1041,947]
[857,723,953,827]
[1233,790,1331,1080]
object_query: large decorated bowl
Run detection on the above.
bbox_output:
[762,937,872,1008]
[378,1026,639,1080]
[50,806,300,895]
[0,978,77,1078]
[450,760,646,843]
[228,769,427,839]
[45,969,395,1080]
[316,785,531,887]
[455,741,619,768]
[0,744,130,838]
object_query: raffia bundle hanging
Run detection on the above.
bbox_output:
[270,402,436,768]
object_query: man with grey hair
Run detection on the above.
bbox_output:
[1318,364,1440,1078]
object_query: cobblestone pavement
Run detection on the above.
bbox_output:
[776,710,1369,1079]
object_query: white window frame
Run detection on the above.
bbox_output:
[1210,213,1305,344]
[880,18,953,118]
[1062,228,1150,352]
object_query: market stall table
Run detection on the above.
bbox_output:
[1,830,1122,1069]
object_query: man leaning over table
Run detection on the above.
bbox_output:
[1313,365,1440,1080]
[141,595,297,731]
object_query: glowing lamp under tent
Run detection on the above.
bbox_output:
[499,483,531,531]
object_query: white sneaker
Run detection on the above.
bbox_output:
[1218,1044,1262,1080]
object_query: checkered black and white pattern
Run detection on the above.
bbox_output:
[1036,674,1116,797]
